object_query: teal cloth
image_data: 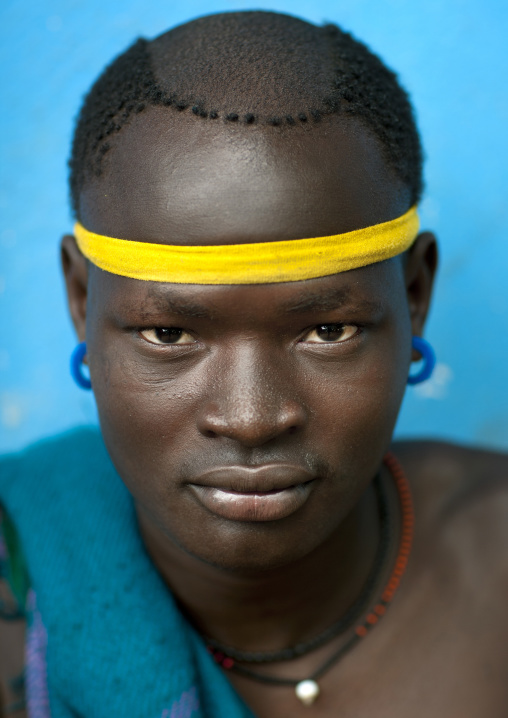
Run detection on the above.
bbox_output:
[0,429,255,718]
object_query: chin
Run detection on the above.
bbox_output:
[169,512,338,575]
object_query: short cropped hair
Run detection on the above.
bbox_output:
[69,11,423,218]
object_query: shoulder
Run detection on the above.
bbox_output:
[0,426,111,604]
[0,426,104,473]
[392,440,508,582]
[0,428,106,716]
[0,427,107,498]
[392,439,508,515]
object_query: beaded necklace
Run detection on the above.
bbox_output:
[206,453,414,706]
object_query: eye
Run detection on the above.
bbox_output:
[302,323,358,344]
[139,327,196,345]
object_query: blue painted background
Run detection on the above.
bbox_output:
[1,0,507,453]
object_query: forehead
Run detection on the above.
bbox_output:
[79,107,410,246]
[93,257,405,330]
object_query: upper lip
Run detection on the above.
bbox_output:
[190,464,316,493]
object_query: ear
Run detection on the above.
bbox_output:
[404,231,438,352]
[61,235,88,342]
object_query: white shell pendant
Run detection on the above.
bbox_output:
[295,679,320,706]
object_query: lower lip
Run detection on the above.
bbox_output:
[189,483,314,522]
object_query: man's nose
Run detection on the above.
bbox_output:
[196,344,307,448]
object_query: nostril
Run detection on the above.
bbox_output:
[204,429,218,438]
[288,425,299,435]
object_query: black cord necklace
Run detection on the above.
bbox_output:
[206,472,393,705]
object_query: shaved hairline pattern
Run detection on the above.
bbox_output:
[69,11,423,218]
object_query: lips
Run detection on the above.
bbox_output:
[188,464,316,522]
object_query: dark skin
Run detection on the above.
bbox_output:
[2,109,507,717]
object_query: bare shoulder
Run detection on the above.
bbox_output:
[392,439,508,506]
[392,439,508,578]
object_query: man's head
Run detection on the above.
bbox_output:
[69,10,423,220]
[62,11,436,572]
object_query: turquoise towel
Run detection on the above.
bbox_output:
[0,429,255,718]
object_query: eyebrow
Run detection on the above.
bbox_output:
[144,286,382,320]
[146,290,214,319]
[280,288,383,315]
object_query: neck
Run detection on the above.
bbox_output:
[137,474,392,654]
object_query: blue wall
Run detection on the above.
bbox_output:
[1,0,507,453]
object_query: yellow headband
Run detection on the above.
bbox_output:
[74,206,419,285]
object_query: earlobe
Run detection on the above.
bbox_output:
[404,231,438,344]
[61,234,89,342]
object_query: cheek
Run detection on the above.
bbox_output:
[302,339,409,483]
[89,342,205,484]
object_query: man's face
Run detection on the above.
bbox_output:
[77,110,417,571]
